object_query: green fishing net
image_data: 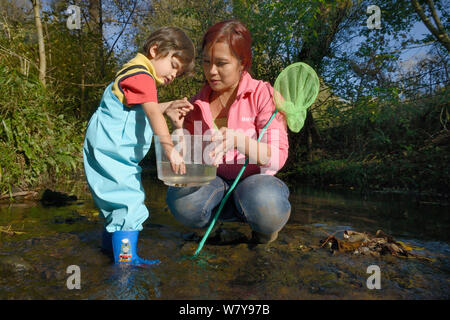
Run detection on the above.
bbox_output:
[273,62,320,133]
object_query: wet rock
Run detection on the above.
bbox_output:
[207,228,248,245]
[40,270,52,280]
[53,215,85,225]
[41,268,66,281]
[344,230,370,242]
[248,241,274,252]
[179,242,197,254]
[356,247,371,255]
[25,238,42,246]
[41,189,77,207]
[181,232,201,242]
[0,255,33,273]
[276,232,290,244]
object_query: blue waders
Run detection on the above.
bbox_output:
[83,83,159,265]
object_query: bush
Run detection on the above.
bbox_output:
[0,65,85,195]
[282,88,450,195]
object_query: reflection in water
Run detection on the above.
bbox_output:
[288,185,450,243]
[89,265,161,300]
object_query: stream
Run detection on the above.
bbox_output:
[0,175,449,299]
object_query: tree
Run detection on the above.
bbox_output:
[233,0,356,161]
[411,0,450,52]
[132,0,232,102]
[31,0,46,86]
[38,0,142,117]
[295,1,353,161]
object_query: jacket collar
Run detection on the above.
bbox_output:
[236,71,255,98]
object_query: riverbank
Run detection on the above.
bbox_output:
[1,153,449,206]
[0,67,87,198]
[279,140,449,204]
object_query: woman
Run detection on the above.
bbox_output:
[166,20,290,244]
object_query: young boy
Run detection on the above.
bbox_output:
[83,27,195,266]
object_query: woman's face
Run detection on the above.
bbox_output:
[202,41,244,93]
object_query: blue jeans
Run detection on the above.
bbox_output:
[166,174,291,235]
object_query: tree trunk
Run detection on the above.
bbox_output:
[32,0,46,86]
[294,0,351,162]
[89,0,105,78]
[411,0,450,52]
[79,30,86,118]
[98,0,105,78]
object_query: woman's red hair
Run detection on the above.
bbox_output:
[202,20,252,72]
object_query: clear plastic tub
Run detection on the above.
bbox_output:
[154,134,217,187]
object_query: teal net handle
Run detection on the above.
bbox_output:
[193,110,279,257]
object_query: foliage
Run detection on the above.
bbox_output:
[282,142,449,195]
[132,0,233,103]
[283,84,449,194]
[0,65,85,195]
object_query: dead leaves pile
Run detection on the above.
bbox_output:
[319,229,432,262]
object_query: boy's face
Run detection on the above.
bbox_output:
[149,47,182,85]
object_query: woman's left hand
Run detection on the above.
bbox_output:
[209,127,242,166]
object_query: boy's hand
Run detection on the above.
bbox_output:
[141,101,186,174]
[165,146,186,175]
[165,98,194,128]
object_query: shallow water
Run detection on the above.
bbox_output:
[0,176,449,300]
[157,161,217,187]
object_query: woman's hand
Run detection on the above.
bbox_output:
[209,127,242,166]
[209,127,270,167]
[164,97,194,128]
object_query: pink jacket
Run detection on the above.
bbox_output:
[184,71,289,180]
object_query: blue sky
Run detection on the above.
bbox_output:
[401,22,434,62]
